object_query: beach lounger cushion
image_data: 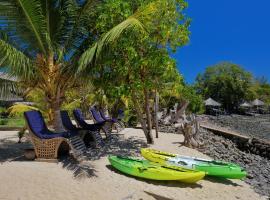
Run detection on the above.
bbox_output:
[24,110,77,139]
[99,110,117,123]
[90,107,106,123]
[73,109,104,131]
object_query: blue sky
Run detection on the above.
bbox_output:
[171,0,270,83]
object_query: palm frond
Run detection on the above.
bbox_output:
[49,0,80,48]
[17,0,49,53]
[77,0,171,72]
[62,98,81,111]
[8,103,38,117]
[62,0,99,58]
[0,39,34,80]
[0,0,49,54]
[78,16,145,72]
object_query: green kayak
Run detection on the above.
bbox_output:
[108,156,205,183]
[141,148,247,179]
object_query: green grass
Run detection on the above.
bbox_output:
[0,118,25,128]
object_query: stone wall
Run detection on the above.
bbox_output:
[239,138,270,159]
[202,127,270,160]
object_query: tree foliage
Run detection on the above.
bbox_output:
[195,62,253,111]
[0,0,179,130]
[7,104,38,117]
[83,0,190,143]
[250,77,270,105]
[180,85,204,113]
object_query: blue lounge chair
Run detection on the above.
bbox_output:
[89,106,107,123]
[99,109,125,132]
[60,110,104,147]
[73,109,112,139]
[24,110,78,139]
[89,107,113,136]
[99,109,117,123]
[24,110,85,160]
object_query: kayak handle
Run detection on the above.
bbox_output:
[137,166,157,172]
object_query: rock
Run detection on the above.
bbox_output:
[246,174,254,179]
[197,129,270,197]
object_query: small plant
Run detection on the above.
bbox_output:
[0,107,8,118]
[17,127,26,143]
[8,104,38,118]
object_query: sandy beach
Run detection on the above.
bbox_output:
[0,128,266,200]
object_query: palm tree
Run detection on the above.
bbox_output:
[0,0,157,131]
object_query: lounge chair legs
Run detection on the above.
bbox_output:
[115,121,125,133]
[68,136,87,159]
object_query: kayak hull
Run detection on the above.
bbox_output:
[141,148,247,179]
[108,156,205,183]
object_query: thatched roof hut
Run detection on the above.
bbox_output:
[0,72,23,105]
[204,98,221,107]
[0,72,18,82]
[251,99,265,107]
[240,102,252,108]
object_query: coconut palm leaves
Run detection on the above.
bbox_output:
[0,0,165,129]
[78,17,145,71]
[7,103,38,117]
[0,0,151,75]
[0,0,49,54]
[0,39,34,80]
[17,0,49,53]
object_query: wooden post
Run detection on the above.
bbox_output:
[154,89,159,138]
[144,88,153,143]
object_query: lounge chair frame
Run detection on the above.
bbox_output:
[24,111,86,161]
[61,110,105,147]
[89,107,113,135]
[99,109,125,132]
[25,122,68,160]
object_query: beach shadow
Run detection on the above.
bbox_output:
[172,141,185,148]
[84,134,148,161]
[60,156,97,179]
[106,165,203,189]
[204,176,242,186]
[144,191,174,200]
[0,134,98,178]
[132,127,143,130]
[172,142,182,145]
[0,137,32,162]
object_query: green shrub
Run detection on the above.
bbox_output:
[127,115,138,127]
[0,107,6,113]
[0,118,8,125]
[0,107,7,117]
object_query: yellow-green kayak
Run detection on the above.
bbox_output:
[108,155,205,183]
[141,148,247,179]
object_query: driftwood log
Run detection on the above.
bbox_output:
[174,102,203,148]
[157,101,203,148]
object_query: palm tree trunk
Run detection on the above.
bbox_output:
[48,95,65,132]
[46,55,65,132]
[52,105,64,132]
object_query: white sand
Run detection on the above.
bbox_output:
[0,128,266,200]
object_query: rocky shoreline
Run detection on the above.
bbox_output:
[208,114,270,141]
[197,129,270,197]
